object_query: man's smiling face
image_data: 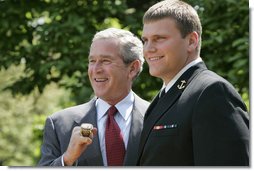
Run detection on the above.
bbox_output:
[88,38,132,104]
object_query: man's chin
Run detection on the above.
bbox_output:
[149,70,160,78]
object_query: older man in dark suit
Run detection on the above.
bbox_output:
[38,28,150,166]
[137,0,249,166]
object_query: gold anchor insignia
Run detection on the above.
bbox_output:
[177,80,186,89]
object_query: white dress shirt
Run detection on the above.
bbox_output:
[162,57,202,93]
[61,91,134,166]
[96,91,134,166]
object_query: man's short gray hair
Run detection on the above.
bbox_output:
[91,28,144,76]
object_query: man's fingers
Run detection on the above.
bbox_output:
[78,136,92,145]
[89,128,97,139]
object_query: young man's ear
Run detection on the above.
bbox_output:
[187,31,199,52]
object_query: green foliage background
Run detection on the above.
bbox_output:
[0,0,249,166]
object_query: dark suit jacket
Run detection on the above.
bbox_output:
[137,62,249,166]
[38,93,150,166]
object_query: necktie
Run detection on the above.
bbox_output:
[105,106,126,166]
[159,88,166,98]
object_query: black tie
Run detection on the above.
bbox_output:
[160,88,166,98]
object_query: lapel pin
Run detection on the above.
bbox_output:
[177,80,186,90]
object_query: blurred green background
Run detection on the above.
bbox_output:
[0,0,249,166]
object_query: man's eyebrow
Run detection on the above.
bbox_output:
[141,34,162,39]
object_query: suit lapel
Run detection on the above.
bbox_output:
[144,94,160,120]
[138,83,183,155]
[124,94,144,165]
[138,62,207,162]
[73,98,104,166]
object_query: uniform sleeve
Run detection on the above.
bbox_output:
[192,81,249,166]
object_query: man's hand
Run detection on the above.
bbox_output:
[63,126,97,166]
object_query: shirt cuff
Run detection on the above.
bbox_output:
[61,155,65,166]
[61,155,78,166]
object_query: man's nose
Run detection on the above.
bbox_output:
[144,41,156,54]
[93,62,103,72]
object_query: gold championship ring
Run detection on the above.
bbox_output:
[80,123,93,137]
